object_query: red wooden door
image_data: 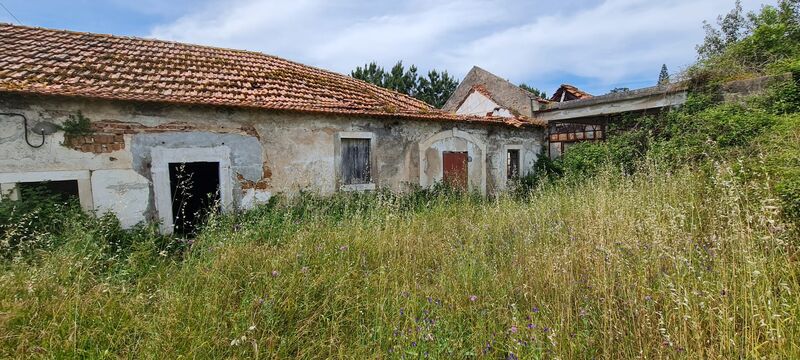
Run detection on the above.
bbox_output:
[443,151,468,190]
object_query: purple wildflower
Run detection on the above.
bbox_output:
[469,295,478,302]
[509,326,518,334]
[532,306,539,313]
[271,270,280,277]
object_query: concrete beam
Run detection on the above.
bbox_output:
[535,90,687,122]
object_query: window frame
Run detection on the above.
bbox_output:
[0,170,94,211]
[503,145,525,187]
[335,132,376,191]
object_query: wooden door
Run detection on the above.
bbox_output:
[443,151,468,190]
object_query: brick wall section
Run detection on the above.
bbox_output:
[64,120,260,153]
[64,133,125,153]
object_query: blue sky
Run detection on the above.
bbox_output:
[0,0,770,96]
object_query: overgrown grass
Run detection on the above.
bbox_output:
[0,163,797,359]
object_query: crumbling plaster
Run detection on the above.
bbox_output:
[0,94,543,228]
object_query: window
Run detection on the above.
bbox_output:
[341,138,371,185]
[17,180,80,202]
[506,149,520,180]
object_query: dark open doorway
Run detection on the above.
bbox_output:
[169,162,220,237]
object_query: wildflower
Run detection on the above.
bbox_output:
[532,306,539,313]
[509,325,518,334]
[527,323,535,329]
[411,341,417,347]
[399,308,405,316]
[271,270,280,277]
[543,327,550,333]
[644,295,652,301]
[507,352,519,360]
[469,295,478,302]
[339,245,348,252]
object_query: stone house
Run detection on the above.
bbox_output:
[0,24,544,233]
[444,66,689,158]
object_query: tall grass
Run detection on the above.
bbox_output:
[0,163,797,359]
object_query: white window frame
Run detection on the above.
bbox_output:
[0,170,94,211]
[151,146,232,234]
[334,131,376,191]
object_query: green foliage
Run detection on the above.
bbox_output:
[59,111,93,136]
[519,83,547,98]
[0,185,82,260]
[415,69,459,108]
[693,0,800,81]
[608,87,630,94]
[351,61,459,108]
[658,64,670,85]
[0,166,797,358]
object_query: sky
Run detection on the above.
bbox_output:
[0,0,772,96]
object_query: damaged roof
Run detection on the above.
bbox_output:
[442,66,548,118]
[0,24,540,128]
[550,84,592,102]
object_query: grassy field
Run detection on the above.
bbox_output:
[0,162,797,359]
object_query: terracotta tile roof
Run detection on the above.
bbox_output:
[549,84,592,102]
[0,24,541,128]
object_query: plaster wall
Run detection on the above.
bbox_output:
[455,92,512,118]
[0,94,544,228]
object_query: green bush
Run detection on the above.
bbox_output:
[0,185,84,260]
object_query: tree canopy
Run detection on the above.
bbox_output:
[518,83,547,99]
[658,64,670,85]
[351,61,459,108]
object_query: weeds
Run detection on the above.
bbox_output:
[0,163,797,358]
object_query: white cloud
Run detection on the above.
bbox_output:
[149,0,770,94]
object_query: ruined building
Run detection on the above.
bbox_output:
[0,24,544,233]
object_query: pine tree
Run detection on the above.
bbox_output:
[519,83,546,98]
[658,64,670,85]
[351,61,458,108]
[351,62,386,88]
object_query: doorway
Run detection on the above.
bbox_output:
[443,151,468,190]
[168,162,220,236]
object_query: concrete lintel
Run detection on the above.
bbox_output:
[0,170,91,183]
[536,91,687,122]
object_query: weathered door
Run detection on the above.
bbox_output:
[443,151,468,190]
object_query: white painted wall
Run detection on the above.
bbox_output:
[91,169,150,228]
[455,92,513,118]
[1,94,544,229]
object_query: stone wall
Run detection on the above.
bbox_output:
[0,93,543,230]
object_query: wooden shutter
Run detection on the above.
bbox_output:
[341,138,371,185]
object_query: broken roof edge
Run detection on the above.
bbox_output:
[443,66,547,113]
[0,89,545,129]
[540,82,689,111]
